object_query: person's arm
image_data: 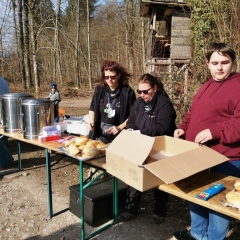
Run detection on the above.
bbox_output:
[88,110,95,131]
[208,101,240,144]
[107,119,128,135]
[125,99,138,130]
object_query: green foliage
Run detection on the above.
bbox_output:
[188,0,237,83]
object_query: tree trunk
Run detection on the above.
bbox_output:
[23,0,32,88]
[54,0,63,84]
[16,0,27,90]
[29,0,39,94]
[75,0,81,88]
[87,0,92,90]
[124,0,136,73]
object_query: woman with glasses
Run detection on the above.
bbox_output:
[119,73,176,224]
[88,60,136,143]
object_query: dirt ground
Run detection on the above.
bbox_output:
[0,97,240,240]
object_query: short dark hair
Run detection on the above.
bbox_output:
[206,42,236,62]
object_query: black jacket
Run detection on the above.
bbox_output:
[89,85,136,139]
[127,91,176,137]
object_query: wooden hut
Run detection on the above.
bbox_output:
[140,0,191,74]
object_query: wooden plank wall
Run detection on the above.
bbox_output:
[170,10,191,59]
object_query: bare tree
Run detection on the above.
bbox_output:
[16,0,27,89]
[28,0,39,93]
[53,0,63,84]
[87,0,92,90]
[23,0,32,88]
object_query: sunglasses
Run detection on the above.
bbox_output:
[137,87,153,95]
[104,75,117,80]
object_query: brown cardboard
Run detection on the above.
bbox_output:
[106,130,229,192]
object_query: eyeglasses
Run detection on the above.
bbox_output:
[104,75,117,80]
[137,87,153,95]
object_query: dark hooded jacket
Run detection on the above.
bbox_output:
[89,85,136,139]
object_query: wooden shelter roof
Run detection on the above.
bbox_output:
[140,0,189,19]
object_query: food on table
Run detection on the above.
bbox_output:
[64,137,108,158]
[86,140,99,148]
[68,143,80,156]
[82,148,103,158]
[75,136,89,145]
[225,181,240,208]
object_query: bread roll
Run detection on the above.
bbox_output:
[75,136,89,146]
[82,148,102,158]
[78,144,86,150]
[65,140,74,147]
[96,142,108,149]
[226,191,240,208]
[86,140,99,148]
[234,181,240,192]
[68,143,80,155]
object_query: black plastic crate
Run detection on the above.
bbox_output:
[69,177,127,227]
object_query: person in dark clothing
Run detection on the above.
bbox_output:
[48,83,61,123]
[88,60,136,143]
[118,73,176,224]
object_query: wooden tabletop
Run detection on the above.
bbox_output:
[1,129,239,220]
[158,170,240,220]
[0,129,106,169]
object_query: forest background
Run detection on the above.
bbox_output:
[0,0,240,125]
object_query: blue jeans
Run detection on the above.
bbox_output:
[189,160,240,240]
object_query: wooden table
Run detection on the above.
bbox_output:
[158,170,240,220]
[2,129,240,236]
[0,129,117,240]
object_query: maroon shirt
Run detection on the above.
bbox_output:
[179,73,240,160]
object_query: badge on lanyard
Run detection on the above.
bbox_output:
[104,94,116,118]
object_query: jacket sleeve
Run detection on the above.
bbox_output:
[178,108,191,131]
[89,88,97,111]
[210,100,240,144]
[125,88,136,118]
[141,97,176,136]
[126,99,139,130]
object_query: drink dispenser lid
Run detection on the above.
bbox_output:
[2,92,34,99]
[22,98,53,105]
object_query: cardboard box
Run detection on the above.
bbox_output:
[106,130,229,192]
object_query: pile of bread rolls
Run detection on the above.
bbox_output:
[225,181,240,208]
[64,136,108,158]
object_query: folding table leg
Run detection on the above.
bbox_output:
[17,140,22,171]
[45,149,53,218]
[79,161,85,239]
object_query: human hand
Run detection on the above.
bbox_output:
[88,122,94,131]
[174,129,185,138]
[107,126,121,135]
[195,129,212,144]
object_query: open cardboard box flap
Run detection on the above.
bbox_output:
[145,145,228,184]
[107,130,155,165]
[106,130,229,190]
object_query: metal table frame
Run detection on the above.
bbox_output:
[1,132,119,240]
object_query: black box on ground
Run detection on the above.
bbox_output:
[69,178,127,227]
